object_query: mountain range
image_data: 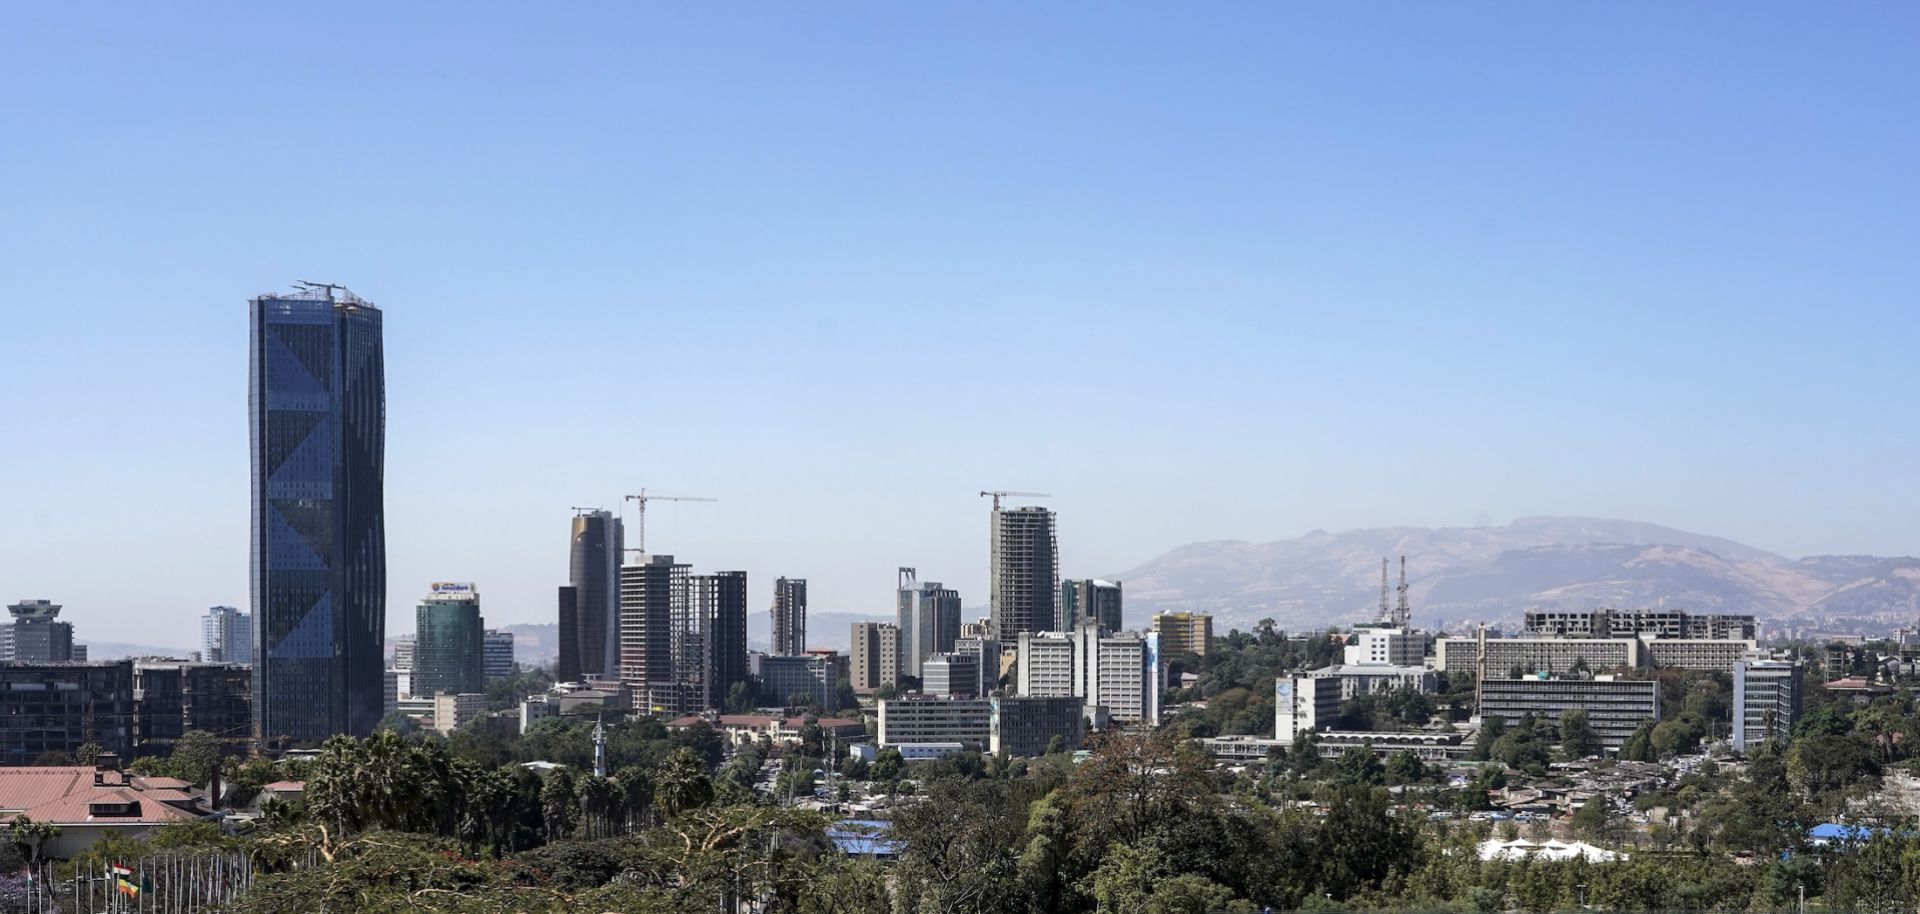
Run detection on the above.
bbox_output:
[1107,516,1920,635]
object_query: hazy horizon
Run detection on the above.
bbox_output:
[5,5,1917,646]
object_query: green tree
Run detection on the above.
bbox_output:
[655,748,714,819]
[6,814,58,864]
[169,729,224,786]
[870,748,904,781]
[1559,709,1597,760]
[539,767,577,840]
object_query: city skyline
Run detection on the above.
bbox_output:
[5,5,1919,648]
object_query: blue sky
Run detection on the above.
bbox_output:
[2,4,1916,647]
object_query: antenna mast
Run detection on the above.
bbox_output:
[1379,558,1390,622]
[1395,555,1412,630]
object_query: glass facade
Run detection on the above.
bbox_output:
[250,292,386,743]
[414,591,485,698]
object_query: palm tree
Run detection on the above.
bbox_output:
[540,768,578,841]
[576,775,616,839]
[655,748,714,820]
[615,765,654,833]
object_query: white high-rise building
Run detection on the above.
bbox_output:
[1015,624,1160,725]
[201,606,253,665]
[1017,632,1076,697]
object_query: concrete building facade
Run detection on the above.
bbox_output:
[771,577,807,656]
[849,622,901,693]
[1733,659,1803,752]
[1478,676,1660,751]
[1152,612,1213,657]
[878,698,992,749]
[990,695,1085,757]
[989,506,1058,641]
[1061,579,1122,632]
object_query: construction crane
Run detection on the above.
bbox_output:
[623,489,716,553]
[979,490,1050,510]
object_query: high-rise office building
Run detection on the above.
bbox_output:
[201,605,253,665]
[250,287,386,742]
[620,555,687,713]
[896,569,962,680]
[483,629,516,680]
[560,510,624,682]
[850,622,901,693]
[1061,579,1123,632]
[7,600,75,663]
[684,571,748,713]
[989,506,1058,641]
[771,577,807,656]
[414,583,485,698]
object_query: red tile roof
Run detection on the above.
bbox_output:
[0,767,93,812]
[262,781,305,792]
[12,791,199,826]
[0,767,207,826]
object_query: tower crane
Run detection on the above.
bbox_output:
[623,489,716,553]
[979,490,1050,510]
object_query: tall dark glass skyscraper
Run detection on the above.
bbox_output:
[250,286,386,743]
[561,510,624,682]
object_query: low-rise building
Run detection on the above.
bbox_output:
[0,766,210,857]
[430,693,489,735]
[923,653,979,699]
[877,698,991,750]
[755,652,846,712]
[989,696,1085,757]
[666,713,865,749]
[1478,676,1659,751]
[1309,729,1471,761]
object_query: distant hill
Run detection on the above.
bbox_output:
[78,641,193,661]
[1106,516,1920,634]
